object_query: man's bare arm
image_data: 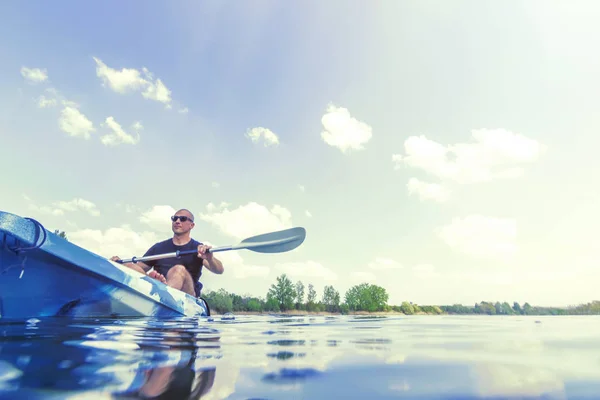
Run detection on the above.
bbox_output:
[203,256,224,274]
[197,244,224,274]
[110,256,152,274]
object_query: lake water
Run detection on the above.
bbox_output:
[1,314,600,399]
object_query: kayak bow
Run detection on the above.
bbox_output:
[0,210,210,319]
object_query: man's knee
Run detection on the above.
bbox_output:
[167,264,191,278]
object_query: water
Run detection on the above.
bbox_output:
[0,314,599,399]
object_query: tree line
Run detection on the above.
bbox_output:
[49,230,600,317]
[202,273,600,316]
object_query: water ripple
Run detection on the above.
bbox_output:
[0,314,599,398]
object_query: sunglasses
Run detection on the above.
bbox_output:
[171,215,193,222]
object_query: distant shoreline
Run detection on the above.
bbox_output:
[210,310,599,317]
[221,310,405,316]
[201,277,600,318]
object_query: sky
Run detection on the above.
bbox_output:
[1,1,600,308]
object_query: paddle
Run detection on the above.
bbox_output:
[116,227,306,264]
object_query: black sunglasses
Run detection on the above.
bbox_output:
[171,215,193,222]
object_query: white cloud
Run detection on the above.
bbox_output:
[275,260,338,282]
[140,70,171,105]
[298,184,305,192]
[20,67,48,84]
[350,271,377,283]
[68,226,160,259]
[305,210,312,218]
[21,195,100,220]
[214,252,270,279]
[393,129,544,185]
[24,197,65,217]
[205,202,229,213]
[100,117,142,146]
[36,87,76,110]
[93,57,148,93]
[53,198,100,217]
[29,86,97,142]
[116,203,139,214]
[245,127,279,147]
[178,107,189,114]
[321,103,372,153]
[139,205,177,232]
[37,95,57,108]
[412,264,439,279]
[436,215,517,259]
[93,57,172,106]
[199,201,292,240]
[368,257,402,270]
[407,177,450,203]
[58,106,95,139]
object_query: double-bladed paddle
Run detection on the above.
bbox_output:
[116,227,306,264]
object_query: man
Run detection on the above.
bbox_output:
[110,208,224,297]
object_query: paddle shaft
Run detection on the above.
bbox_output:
[118,246,227,264]
[116,227,305,264]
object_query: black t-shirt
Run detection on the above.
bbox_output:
[143,238,204,297]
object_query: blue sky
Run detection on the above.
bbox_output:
[2,1,600,307]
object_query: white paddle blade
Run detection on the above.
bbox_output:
[210,227,306,254]
[241,227,306,253]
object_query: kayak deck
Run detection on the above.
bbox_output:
[0,210,210,319]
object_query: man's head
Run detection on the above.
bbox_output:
[171,208,195,235]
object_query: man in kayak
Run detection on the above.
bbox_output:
[110,208,224,297]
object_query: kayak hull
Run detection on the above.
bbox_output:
[0,210,210,320]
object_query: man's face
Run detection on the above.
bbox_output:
[171,211,194,234]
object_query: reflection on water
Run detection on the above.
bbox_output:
[1,314,600,399]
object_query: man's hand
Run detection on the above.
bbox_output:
[198,244,224,274]
[110,255,151,274]
[197,244,213,260]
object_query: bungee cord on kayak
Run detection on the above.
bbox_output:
[3,217,48,281]
[7,217,47,254]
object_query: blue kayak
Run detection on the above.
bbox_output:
[0,210,210,320]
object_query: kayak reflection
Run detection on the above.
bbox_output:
[118,356,216,399]
[0,317,220,399]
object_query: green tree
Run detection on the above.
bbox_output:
[295,281,305,310]
[54,230,68,241]
[307,284,317,303]
[474,302,496,315]
[322,285,340,312]
[267,274,296,311]
[441,304,473,314]
[344,283,389,312]
[494,302,503,314]
[306,283,317,311]
[568,301,600,315]
[513,302,523,314]
[264,297,280,312]
[247,298,262,312]
[419,305,443,314]
[231,294,245,311]
[344,284,361,311]
[204,289,233,313]
[400,301,415,315]
[501,302,515,315]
